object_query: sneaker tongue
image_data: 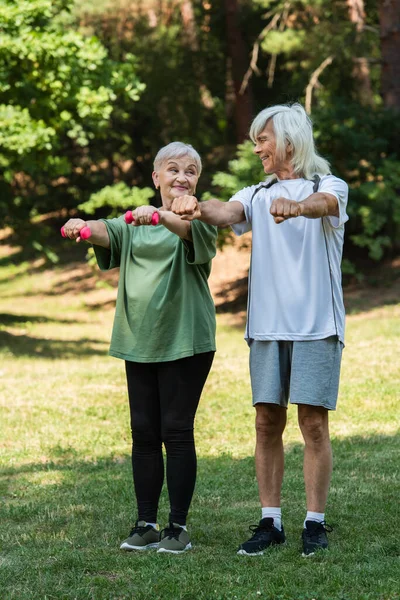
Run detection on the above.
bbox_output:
[260,517,274,528]
[137,520,147,527]
[306,520,321,531]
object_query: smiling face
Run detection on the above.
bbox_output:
[253,118,292,176]
[152,156,199,209]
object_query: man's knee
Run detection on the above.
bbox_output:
[298,406,329,445]
[255,404,287,441]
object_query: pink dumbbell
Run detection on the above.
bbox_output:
[61,225,92,240]
[124,211,159,226]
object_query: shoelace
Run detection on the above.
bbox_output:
[248,522,274,540]
[160,524,182,541]
[129,523,151,536]
[306,521,333,541]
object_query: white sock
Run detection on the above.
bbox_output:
[145,522,158,530]
[172,523,187,531]
[261,507,282,531]
[304,511,324,528]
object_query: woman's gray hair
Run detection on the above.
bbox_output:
[249,103,331,179]
[153,141,202,175]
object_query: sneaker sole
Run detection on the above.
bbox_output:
[237,549,266,556]
[120,542,159,551]
[237,540,286,556]
[302,548,328,558]
[157,542,192,554]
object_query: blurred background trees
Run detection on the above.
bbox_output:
[1,0,399,272]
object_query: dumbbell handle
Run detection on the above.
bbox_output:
[60,225,92,240]
[125,211,159,225]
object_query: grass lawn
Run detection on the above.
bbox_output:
[0,238,399,600]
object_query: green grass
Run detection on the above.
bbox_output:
[0,244,399,600]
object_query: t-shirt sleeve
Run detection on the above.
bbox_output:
[92,216,126,271]
[183,221,218,265]
[229,185,257,236]
[319,175,349,228]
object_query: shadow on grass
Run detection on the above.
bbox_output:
[0,313,76,326]
[0,330,108,358]
[1,433,399,599]
[1,432,399,525]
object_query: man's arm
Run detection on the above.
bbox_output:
[270,192,339,224]
[171,195,245,227]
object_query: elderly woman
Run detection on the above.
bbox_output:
[62,142,217,554]
[172,103,349,557]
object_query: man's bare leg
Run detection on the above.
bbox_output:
[255,403,287,507]
[298,404,332,512]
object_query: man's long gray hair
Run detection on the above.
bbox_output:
[249,103,331,179]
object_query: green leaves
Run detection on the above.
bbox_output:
[0,0,144,231]
[78,182,155,218]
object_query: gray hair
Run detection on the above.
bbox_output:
[153,142,202,175]
[249,103,331,179]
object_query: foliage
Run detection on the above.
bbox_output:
[210,141,266,201]
[78,182,155,218]
[0,0,144,233]
[1,0,398,272]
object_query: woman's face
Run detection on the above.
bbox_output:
[152,156,199,208]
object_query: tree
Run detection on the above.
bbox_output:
[224,0,254,142]
[379,0,400,109]
[0,0,144,232]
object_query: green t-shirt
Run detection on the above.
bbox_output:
[93,216,217,363]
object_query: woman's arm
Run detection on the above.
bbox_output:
[158,210,192,240]
[62,218,110,248]
[132,205,192,240]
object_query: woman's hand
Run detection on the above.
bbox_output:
[62,218,88,242]
[132,206,159,226]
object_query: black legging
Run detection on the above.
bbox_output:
[125,351,214,525]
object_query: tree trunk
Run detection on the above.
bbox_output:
[347,0,374,106]
[224,0,254,142]
[379,0,400,109]
[180,0,199,50]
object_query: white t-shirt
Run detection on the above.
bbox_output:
[229,175,349,343]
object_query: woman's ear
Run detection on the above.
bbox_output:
[152,171,159,189]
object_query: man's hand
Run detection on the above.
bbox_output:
[171,195,201,221]
[270,197,302,224]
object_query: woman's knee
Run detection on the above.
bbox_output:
[162,421,194,444]
[131,415,161,445]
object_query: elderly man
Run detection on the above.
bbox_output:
[171,103,348,556]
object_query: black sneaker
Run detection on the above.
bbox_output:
[237,517,286,556]
[302,520,333,556]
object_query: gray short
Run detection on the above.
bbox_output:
[249,336,343,410]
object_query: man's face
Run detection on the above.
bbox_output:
[152,157,199,208]
[253,119,288,174]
